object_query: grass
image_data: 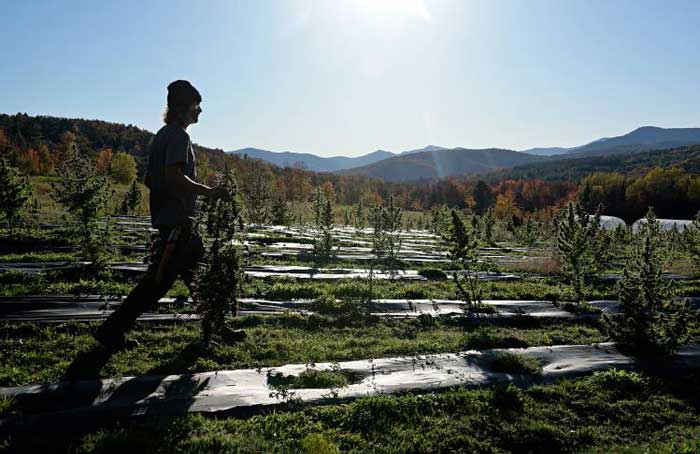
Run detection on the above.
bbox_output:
[1,221,699,452]
[6,369,699,453]
[487,351,543,375]
[0,317,605,387]
[268,367,356,390]
[248,276,624,302]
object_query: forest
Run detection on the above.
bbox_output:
[1,113,699,222]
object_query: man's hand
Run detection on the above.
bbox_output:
[207,185,226,200]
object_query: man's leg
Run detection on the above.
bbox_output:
[93,233,181,348]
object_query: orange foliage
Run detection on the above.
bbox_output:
[95,148,114,174]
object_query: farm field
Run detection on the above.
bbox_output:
[1,211,699,453]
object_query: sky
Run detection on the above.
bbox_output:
[1,0,699,156]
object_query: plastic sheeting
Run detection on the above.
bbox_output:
[1,343,698,438]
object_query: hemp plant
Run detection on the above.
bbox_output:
[0,158,33,236]
[270,195,290,226]
[193,168,246,342]
[683,212,700,276]
[515,217,540,247]
[52,143,112,276]
[365,202,387,306]
[443,210,483,308]
[353,199,366,233]
[604,208,691,356]
[312,196,337,264]
[245,167,272,228]
[554,201,603,305]
[481,207,496,246]
[383,195,403,275]
[120,179,142,215]
[367,197,403,277]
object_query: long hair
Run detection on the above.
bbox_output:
[162,80,201,125]
[162,104,190,125]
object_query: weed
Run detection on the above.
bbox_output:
[488,351,543,375]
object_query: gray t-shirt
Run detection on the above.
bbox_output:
[145,124,197,228]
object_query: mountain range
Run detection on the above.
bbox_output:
[227,126,700,181]
[227,145,448,172]
[522,126,700,156]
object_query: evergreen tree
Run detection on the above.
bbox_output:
[472,180,495,215]
[0,158,32,235]
[52,143,112,276]
[604,208,692,356]
[193,168,246,343]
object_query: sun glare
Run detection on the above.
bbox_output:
[348,0,432,26]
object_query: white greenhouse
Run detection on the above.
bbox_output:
[597,215,627,231]
[632,218,693,234]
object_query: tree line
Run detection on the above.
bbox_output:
[578,167,700,222]
[0,113,579,214]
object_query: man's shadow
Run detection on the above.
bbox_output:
[62,345,112,382]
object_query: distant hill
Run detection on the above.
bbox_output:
[521,126,700,157]
[0,112,230,172]
[521,147,569,156]
[227,147,396,172]
[337,148,545,182]
[568,126,700,156]
[226,145,449,172]
[481,144,700,183]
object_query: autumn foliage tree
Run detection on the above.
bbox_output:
[109,151,137,184]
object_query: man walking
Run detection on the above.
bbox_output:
[94,80,218,350]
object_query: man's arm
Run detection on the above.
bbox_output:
[165,164,213,197]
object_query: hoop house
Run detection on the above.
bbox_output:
[597,215,626,231]
[632,218,692,234]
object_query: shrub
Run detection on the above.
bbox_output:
[301,433,340,454]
